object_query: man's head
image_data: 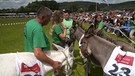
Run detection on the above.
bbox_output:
[36,7,52,25]
[63,11,69,20]
[124,16,128,21]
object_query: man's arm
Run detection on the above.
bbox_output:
[34,48,60,70]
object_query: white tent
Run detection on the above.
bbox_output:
[56,0,135,4]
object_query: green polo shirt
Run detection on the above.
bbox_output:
[52,24,64,43]
[130,19,135,30]
[62,19,73,38]
[24,19,50,52]
[98,21,105,36]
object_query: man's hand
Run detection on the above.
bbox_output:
[53,61,61,71]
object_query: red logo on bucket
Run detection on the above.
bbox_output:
[115,53,134,66]
[21,63,40,73]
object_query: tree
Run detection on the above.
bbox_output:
[16,6,25,13]
[69,3,77,12]
[88,4,96,12]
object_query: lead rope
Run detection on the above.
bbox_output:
[61,50,72,69]
[105,26,135,48]
[117,28,135,44]
[61,46,73,71]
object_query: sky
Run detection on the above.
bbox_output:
[0,0,134,9]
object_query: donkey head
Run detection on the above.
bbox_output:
[80,37,91,58]
[79,25,95,57]
[70,20,81,42]
[84,24,95,38]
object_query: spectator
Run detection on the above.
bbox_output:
[106,16,114,32]
[121,16,130,36]
[94,14,105,37]
[50,10,67,50]
[62,11,73,46]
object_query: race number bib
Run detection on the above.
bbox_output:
[104,46,135,76]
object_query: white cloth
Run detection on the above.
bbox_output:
[104,46,135,76]
[15,53,45,76]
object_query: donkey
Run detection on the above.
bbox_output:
[70,24,134,76]
[70,23,91,76]
[0,44,74,76]
[80,25,135,76]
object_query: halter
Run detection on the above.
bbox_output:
[79,35,90,58]
[61,50,72,69]
[59,45,74,75]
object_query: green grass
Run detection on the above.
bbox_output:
[0,25,23,53]
[0,18,32,24]
[0,18,133,76]
[0,18,33,53]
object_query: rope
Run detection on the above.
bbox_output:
[117,28,135,44]
[61,50,72,69]
[106,26,135,44]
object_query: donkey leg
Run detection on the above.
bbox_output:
[84,60,91,76]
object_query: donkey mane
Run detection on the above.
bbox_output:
[93,35,116,46]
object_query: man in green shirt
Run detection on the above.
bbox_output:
[62,11,73,38]
[62,12,73,38]
[24,7,60,71]
[62,11,73,46]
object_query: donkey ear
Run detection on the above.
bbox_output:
[84,24,95,38]
[88,24,95,33]
[52,43,64,50]
[84,30,90,38]
[69,43,74,53]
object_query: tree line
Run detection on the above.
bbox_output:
[0,1,135,13]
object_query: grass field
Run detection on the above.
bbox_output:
[0,17,132,76]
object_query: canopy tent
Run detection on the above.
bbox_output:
[56,0,135,4]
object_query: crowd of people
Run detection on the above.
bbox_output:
[69,10,135,41]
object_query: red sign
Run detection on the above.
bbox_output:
[115,53,134,66]
[21,63,40,73]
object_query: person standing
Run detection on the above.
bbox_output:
[62,11,73,46]
[24,7,60,72]
[50,10,67,50]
